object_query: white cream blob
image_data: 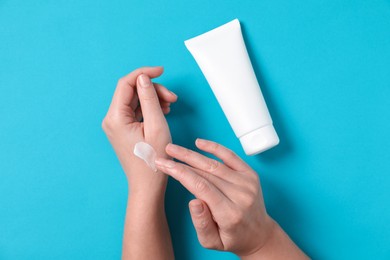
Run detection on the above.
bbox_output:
[133,142,157,172]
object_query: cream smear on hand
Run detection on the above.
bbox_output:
[133,142,157,172]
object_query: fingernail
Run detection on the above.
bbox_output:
[196,138,207,146]
[155,158,176,168]
[190,201,204,215]
[138,74,152,88]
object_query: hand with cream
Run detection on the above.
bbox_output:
[155,140,308,259]
[102,66,176,259]
[102,66,176,191]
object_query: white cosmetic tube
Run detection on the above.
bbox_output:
[185,19,279,155]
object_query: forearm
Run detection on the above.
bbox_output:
[122,189,174,260]
[240,221,308,260]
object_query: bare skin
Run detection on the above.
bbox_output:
[102,66,176,260]
[155,140,309,259]
[103,66,309,259]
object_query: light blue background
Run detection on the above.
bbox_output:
[1,0,389,259]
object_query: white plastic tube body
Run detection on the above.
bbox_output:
[185,19,279,155]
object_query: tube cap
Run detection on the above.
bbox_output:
[239,125,280,155]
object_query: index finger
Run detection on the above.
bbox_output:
[195,139,250,172]
[155,158,227,211]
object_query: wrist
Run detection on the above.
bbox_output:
[124,162,168,192]
[128,188,166,212]
[128,176,167,202]
[240,220,308,260]
[238,217,277,260]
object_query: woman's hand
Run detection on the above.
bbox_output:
[155,139,308,259]
[102,66,176,260]
[102,66,177,197]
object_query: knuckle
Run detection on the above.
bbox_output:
[117,77,127,86]
[248,169,260,180]
[135,67,150,75]
[101,114,120,133]
[226,210,244,231]
[182,148,191,160]
[133,68,143,75]
[101,118,108,131]
[176,165,187,175]
[242,168,258,181]
[101,117,111,132]
[209,142,220,152]
[233,211,244,225]
[207,159,220,173]
[199,238,217,250]
[195,178,210,193]
[195,218,209,231]
[241,191,257,209]
[247,181,259,196]
[225,149,236,159]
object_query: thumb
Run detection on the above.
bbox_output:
[137,74,166,129]
[189,199,223,250]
